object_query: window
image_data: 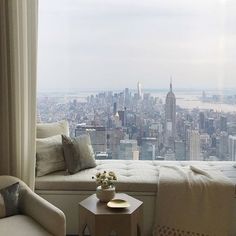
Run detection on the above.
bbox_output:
[37,0,236,161]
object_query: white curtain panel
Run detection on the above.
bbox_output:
[0,0,38,189]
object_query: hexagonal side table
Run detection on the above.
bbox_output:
[78,193,143,236]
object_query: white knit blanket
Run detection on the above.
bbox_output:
[153,165,235,236]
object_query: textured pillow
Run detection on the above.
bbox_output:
[0,182,20,219]
[62,134,96,174]
[36,135,66,177]
[37,120,69,138]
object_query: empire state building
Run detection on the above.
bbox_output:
[165,81,176,146]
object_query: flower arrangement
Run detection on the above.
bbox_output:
[92,171,117,189]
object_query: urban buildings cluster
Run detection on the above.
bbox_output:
[37,83,236,161]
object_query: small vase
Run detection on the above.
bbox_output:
[96,186,116,203]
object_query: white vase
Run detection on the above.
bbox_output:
[96,186,116,203]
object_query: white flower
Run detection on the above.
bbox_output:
[92,170,117,189]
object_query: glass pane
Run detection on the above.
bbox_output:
[37,0,236,161]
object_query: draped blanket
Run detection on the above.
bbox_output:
[153,165,235,236]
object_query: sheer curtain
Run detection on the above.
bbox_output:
[0,0,38,189]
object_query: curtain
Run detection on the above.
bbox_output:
[0,0,38,189]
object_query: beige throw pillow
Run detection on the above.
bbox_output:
[62,134,96,174]
[36,135,66,177]
[37,120,69,138]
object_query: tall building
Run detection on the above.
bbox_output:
[119,139,139,160]
[118,110,126,126]
[111,102,122,128]
[137,81,143,100]
[199,112,205,131]
[75,125,107,154]
[113,102,117,115]
[200,133,210,149]
[140,137,157,160]
[229,135,236,161]
[124,88,131,107]
[206,118,214,135]
[165,80,176,146]
[112,112,121,128]
[175,140,186,160]
[220,116,227,132]
[187,130,201,160]
[228,122,236,135]
[107,128,125,159]
[217,131,228,160]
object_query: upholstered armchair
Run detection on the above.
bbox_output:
[0,175,66,236]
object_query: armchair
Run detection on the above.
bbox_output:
[0,175,66,236]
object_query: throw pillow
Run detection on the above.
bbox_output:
[62,134,96,174]
[37,120,69,138]
[36,135,66,177]
[0,182,20,219]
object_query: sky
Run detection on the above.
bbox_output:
[37,0,236,92]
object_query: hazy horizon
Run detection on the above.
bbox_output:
[37,86,236,94]
[38,0,236,92]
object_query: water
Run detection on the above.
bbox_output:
[148,90,236,113]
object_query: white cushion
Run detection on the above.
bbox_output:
[36,135,66,177]
[36,160,236,192]
[37,120,69,138]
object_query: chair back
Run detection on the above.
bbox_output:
[0,175,21,189]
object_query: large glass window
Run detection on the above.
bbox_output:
[38,0,236,161]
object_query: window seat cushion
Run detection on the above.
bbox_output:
[35,160,236,193]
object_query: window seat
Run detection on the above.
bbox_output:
[35,160,236,235]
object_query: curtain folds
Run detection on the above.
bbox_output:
[0,0,38,189]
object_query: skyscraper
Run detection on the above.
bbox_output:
[217,131,228,160]
[137,81,143,100]
[140,137,157,160]
[75,125,107,153]
[175,140,186,160]
[119,139,139,160]
[199,112,205,131]
[206,118,214,135]
[229,135,236,161]
[165,80,176,146]
[124,88,130,107]
[113,102,117,115]
[187,130,201,160]
[220,115,227,132]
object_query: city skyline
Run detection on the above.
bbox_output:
[37,81,236,161]
[37,82,236,113]
[38,0,236,91]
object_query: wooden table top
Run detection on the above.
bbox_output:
[79,193,143,216]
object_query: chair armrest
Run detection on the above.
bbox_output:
[20,185,66,236]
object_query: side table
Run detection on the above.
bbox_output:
[78,193,143,236]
